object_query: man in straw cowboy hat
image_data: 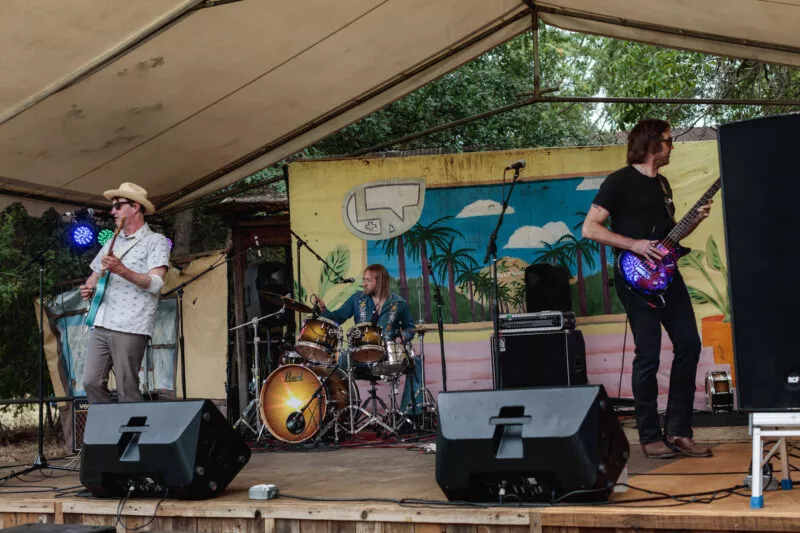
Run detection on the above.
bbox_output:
[80,182,171,403]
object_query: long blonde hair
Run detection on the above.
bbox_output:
[364,264,391,301]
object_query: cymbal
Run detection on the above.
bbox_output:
[412,324,436,334]
[259,291,313,314]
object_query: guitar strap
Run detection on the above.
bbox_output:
[657,175,677,225]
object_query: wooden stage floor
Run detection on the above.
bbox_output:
[1,439,800,532]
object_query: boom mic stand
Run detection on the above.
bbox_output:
[484,164,523,389]
[5,221,76,479]
[290,230,353,320]
[163,254,234,400]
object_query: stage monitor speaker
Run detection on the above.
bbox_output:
[496,330,587,388]
[436,385,629,502]
[719,113,800,411]
[525,263,571,312]
[79,399,251,499]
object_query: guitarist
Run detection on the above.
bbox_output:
[582,119,713,459]
[79,183,170,404]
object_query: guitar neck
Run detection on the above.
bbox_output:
[662,178,721,247]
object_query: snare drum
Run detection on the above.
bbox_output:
[705,370,734,414]
[369,340,410,377]
[348,323,385,363]
[295,317,341,364]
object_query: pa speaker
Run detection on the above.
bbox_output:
[79,399,251,499]
[497,330,587,388]
[436,385,629,502]
[719,114,800,411]
[525,263,571,312]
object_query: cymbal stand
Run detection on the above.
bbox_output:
[410,330,437,432]
[231,306,285,440]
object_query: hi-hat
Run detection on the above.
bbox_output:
[412,325,436,334]
[259,291,313,314]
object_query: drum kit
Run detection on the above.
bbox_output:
[233,292,436,445]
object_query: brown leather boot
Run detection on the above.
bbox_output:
[666,436,713,458]
[641,440,677,459]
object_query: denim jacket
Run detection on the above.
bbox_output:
[322,291,415,342]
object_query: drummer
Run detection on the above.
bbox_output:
[315,264,423,409]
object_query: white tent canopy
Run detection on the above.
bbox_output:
[2,0,798,211]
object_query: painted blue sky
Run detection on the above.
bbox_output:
[367,176,608,279]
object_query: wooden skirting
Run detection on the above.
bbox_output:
[2,441,800,532]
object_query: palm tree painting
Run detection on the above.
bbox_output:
[404,216,462,323]
[456,263,483,322]
[429,238,477,324]
[558,234,598,316]
[575,211,613,314]
[378,234,409,301]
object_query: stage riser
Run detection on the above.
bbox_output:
[1,512,799,533]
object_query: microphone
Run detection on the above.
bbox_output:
[335,277,355,284]
[286,412,306,435]
[64,207,95,217]
[505,160,526,171]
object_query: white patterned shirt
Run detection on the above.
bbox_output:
[89,224,170,336]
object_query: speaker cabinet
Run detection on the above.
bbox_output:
[719,113,800,411]
[496,330,587,388]
[79,400,251,499]
[436,385,629,502]
[525,263,571,312]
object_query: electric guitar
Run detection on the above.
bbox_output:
[85,216,126,328]
[616,178,721,306]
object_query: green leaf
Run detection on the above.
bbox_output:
[705,235,726,277]
[677,249,704,271]
[318,245,351,298]
[686,286,724,315]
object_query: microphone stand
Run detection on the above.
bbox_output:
[484,166,522,389]
[290,229,353,323]
[427,267,447,392]
[7,223,76,478]
[162,254,233,399]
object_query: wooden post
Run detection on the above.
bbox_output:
[233,232,249,414]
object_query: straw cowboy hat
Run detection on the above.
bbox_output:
[103,182,156,215]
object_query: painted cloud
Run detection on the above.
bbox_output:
[455,199,515,218]
[503,221,573,249]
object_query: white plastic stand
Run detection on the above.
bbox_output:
[749,412,799,508]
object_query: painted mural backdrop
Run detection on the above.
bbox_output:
[288,142,731,410]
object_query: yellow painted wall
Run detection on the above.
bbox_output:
[288,141,724,342]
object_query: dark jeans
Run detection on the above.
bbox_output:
[615,271,701,445]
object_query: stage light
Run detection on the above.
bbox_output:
[97,228,114,246]
[70,222,95,249]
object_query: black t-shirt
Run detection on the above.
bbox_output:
[592,165,675,250]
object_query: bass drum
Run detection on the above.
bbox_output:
[260,364,355,443]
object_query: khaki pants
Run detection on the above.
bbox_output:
[83,327,148,403]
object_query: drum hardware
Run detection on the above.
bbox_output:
[338,350,395,437]
[380,374,415,435]
[230,306,286,440]
[706,370,734,414]
[405,327,437,432]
